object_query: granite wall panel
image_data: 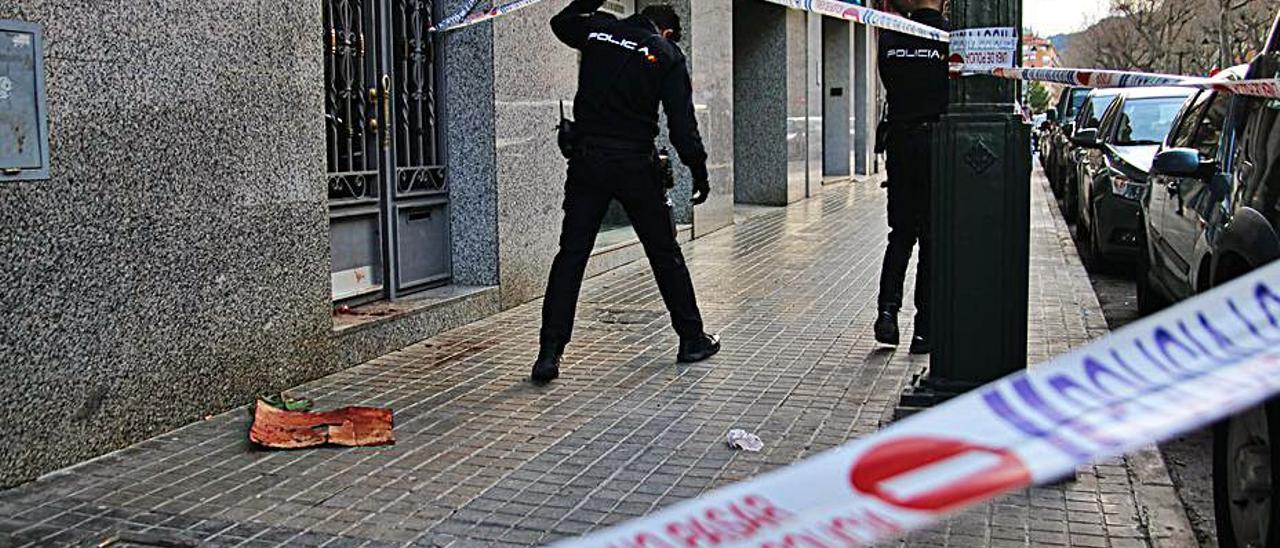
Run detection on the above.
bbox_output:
[0,0,499,487]
[732,0,785,206]
[0,0,332,486]
[733,0,809,206]
[443,0,501,287]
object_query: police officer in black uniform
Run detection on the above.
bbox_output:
[533,1,721,384]
[874,0,949,355]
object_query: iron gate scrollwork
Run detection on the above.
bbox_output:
[325,0,449,303]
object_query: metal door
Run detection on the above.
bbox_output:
[325,0,449,304]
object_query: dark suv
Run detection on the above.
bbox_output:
[1140,13,1280,547]
[1070,87,1195,266]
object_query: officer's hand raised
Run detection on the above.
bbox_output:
[692,179,710,205]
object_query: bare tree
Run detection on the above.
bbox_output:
[1065,0,1272,75]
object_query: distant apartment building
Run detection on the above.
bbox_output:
[1023,33,1060,68]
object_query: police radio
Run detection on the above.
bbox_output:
[556,100,577,159]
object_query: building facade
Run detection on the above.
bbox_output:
[1022,33,1060,68]
[0,0,880,487]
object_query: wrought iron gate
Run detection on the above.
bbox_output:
[325,0,448,303]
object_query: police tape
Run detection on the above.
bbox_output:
[551,259,1280,547]
[431,0,545,33]
[432,0,484,32]
[430,0,950,41]
[758,0,949,42]
[973,67,1280,100]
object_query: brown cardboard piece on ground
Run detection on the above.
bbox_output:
[249,400,394,449]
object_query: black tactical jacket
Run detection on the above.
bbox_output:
[878,9,951,125]
[551,0,708,182]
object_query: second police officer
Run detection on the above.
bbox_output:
[533,1,721,384]
[874,0,950,354]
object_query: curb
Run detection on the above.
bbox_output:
[1034,166,1200,548]
[1128,445,1200,548]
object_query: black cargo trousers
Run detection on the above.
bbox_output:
[540,140,706,348]
[878,122,933,333]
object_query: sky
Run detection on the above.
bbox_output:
[1023,0,1112,37]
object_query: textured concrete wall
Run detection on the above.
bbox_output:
[491,3,581,307]
[854,23,879,176]
[637,0,736,239]
[804,13,823,196]
[0,0,500,488]
[689,0,735,237]
[786,9,810,203]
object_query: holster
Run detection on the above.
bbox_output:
[875,119,890,155]
[657,148,675,189]
[556,100,578,159]
[557,117,578,159]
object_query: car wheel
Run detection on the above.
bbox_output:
[1215,402,1280,548]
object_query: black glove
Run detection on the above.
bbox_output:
[692,179,710,205]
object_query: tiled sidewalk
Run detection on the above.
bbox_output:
[0,171,1191,547]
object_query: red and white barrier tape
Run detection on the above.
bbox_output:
[431,0,949,41]
[760,0,949,42]
[553,260,1280,547]
[431,0,546,33]
[975,67,1280,100]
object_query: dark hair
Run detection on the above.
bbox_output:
[641,5,682,42]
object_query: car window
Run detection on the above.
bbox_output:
[1192,93,1231,159]
[1112,96,1188,146]
[1171,92,1212,149]
[1068,89,1090,117]
[1232,97,1280,219]
[1098,98,1123,138]
[1082,94,1117,129]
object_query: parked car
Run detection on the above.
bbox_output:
[1137,12,1280,545]
[1060,88,1124,222]
[1070,87,1196,267]
[1045,87,1092,192]
[1138,64,1250,310]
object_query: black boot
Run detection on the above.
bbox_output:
[677,333,721,363]
[531,344,563,385]
[909,334,931,355]
[874,310,900,346]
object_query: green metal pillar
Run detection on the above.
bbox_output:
[929,0,1031,387]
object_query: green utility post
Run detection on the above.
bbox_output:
[933,0,1031,384]
[899,0,1031,415]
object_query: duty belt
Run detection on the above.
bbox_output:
[579,134,654,153]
